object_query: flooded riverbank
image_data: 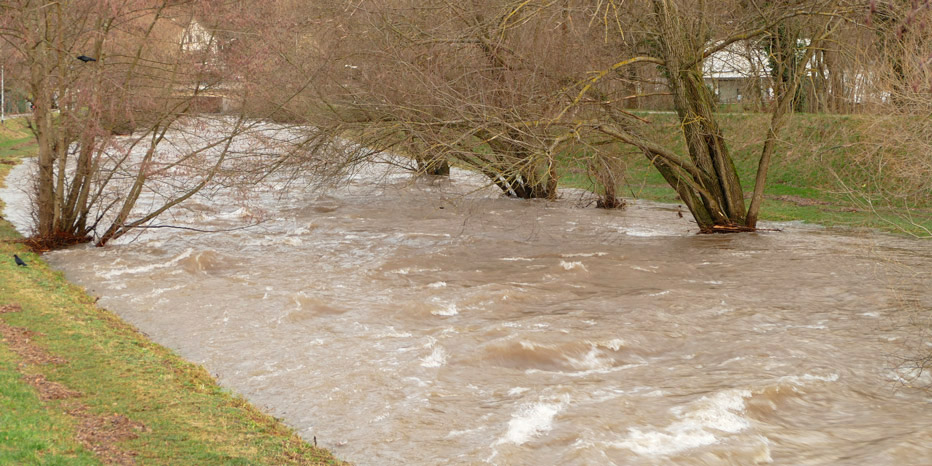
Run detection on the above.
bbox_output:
[3,157,931,465]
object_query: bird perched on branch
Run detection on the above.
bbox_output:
[76,55,97,62]
[14,254,27,267]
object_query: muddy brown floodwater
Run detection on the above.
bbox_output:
[4,158,932,465]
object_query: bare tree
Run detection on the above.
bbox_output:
[281,1,861,228]
[289,1,628,203]
[577,0,850,230]
[0,0,334,247]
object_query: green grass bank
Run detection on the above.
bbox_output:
[0,117,344,465]
[562,111,932,235]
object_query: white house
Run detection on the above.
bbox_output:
[702,42,771,104]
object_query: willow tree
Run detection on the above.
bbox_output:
[583,0,850,231]
[295,0,622,202]
[0,0,322,247]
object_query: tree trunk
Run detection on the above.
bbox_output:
[652,0,746,230]
[30,46,56,237]
[416,156,450,176]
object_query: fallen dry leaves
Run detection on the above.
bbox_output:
[1,303,147,465]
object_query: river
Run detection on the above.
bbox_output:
[3,155,931,465]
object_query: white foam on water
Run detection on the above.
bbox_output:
[630,266,657,273]
[610,389,753,456]
[561,252,608,258]
[719,356,746,366]
[98,248,194,280]
[507,387,530,396]
[564,348,614,372]
[217,206,255,220]
[752,435,774,463]
[402,376,430,387]
[559,260,587,272]
[148,284,185,297]
[445,426,487,439]
[500,257,534,262]
[624,228,663,237]
[525,362,646,379]
[421,345,448,368]
[291,224,313,235]
[388,266,442,275]
[496,395,571,446]
[514,340,643,378]
[592,338,627,351]
[777,373,840,385]
[427,281,447,288]
[374,327,413,338]
[431,303,458,316]
[712,305,735,315]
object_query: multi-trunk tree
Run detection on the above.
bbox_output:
[582,0,848,231]
[0,0,327,247]
[281,1,623,204]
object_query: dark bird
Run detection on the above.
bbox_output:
[76,55,97,62]
[14,254,27,267]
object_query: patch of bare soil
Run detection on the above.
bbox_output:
[67,405,148,465]
[1,310,147,464]
[24,373,83,400]
[0,321,67,365]
[0,303,22,313]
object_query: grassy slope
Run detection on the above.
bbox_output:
[0,118,345,465]
[562,111,932,235]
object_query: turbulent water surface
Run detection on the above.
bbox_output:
[3,155,932,465]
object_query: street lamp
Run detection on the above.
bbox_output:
[1,56,4,124]
[1,42,5,123]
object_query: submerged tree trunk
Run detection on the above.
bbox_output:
[417,157,451,177]
[466,128,557,200]
[651,0,747,231]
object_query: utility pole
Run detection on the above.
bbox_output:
[1,42,4,124]
[1,63,5,124]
